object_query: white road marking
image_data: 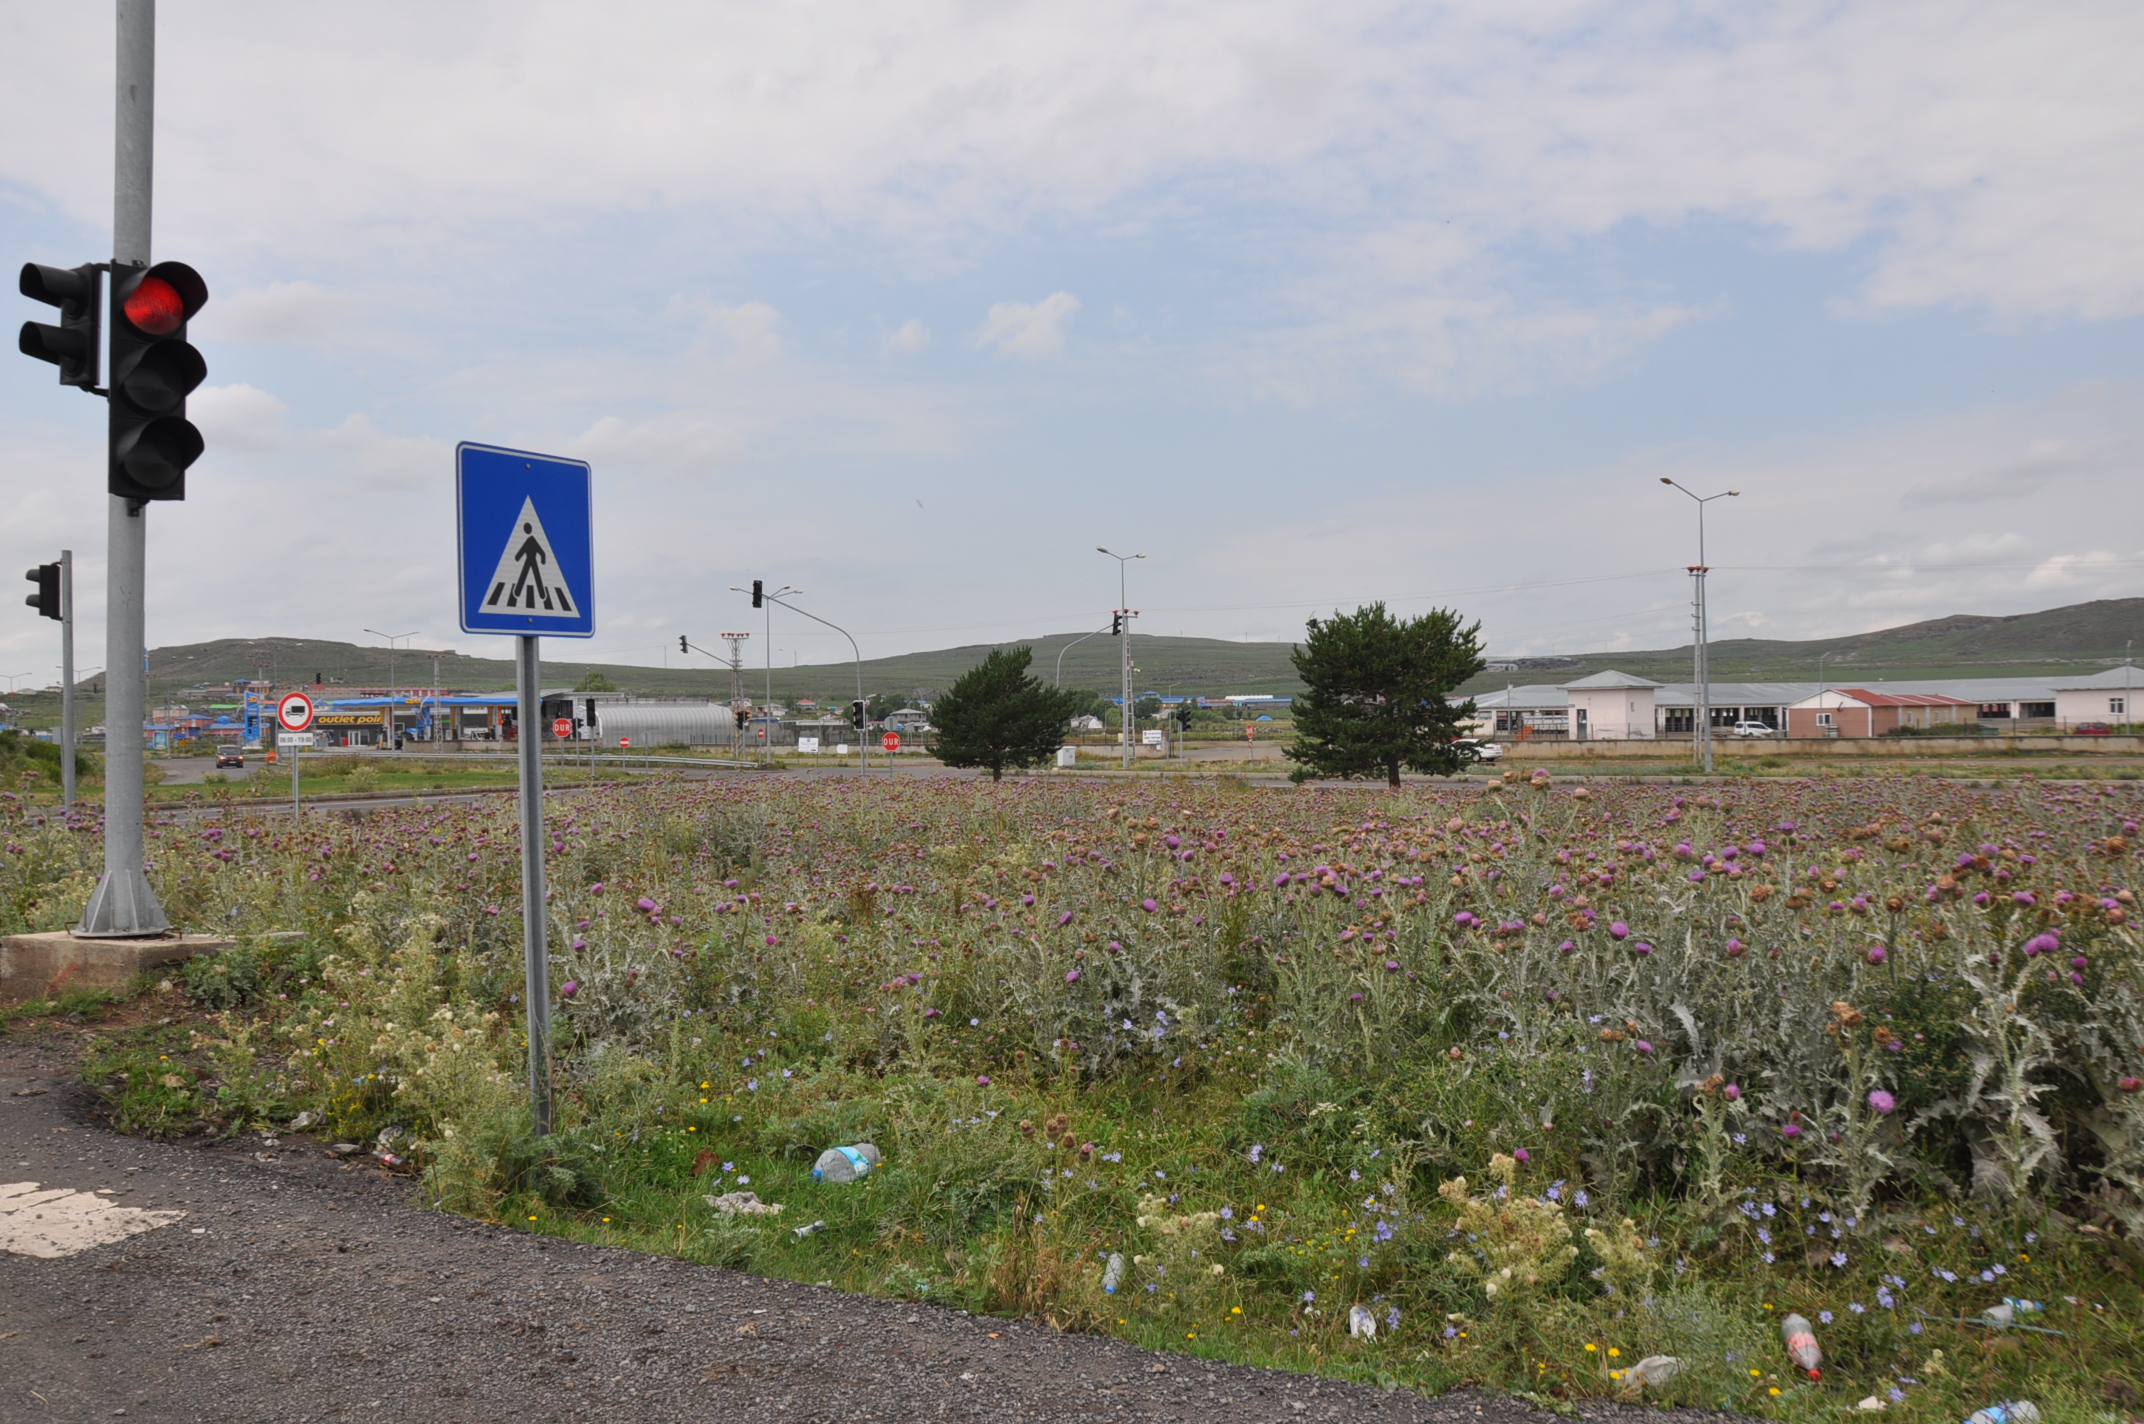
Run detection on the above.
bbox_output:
[0,1181,186,1259]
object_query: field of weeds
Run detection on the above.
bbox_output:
[6,770,2142,1422]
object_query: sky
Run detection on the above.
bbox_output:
[3,1,2142,685]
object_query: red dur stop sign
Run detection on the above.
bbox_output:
[552,717,572,738]
[882,732,900,752]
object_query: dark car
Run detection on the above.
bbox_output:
[215,747,245,768]
[2074,721,2113,736]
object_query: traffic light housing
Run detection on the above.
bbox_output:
[680,635,689,655]
[24,563,60,620]
[107,260,209,503]
[19,262,103,389]
[1111,612,1123,636]
[850,699,867,729]
[751,579,763,608]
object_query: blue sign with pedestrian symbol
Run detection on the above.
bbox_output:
[456,442,595,638]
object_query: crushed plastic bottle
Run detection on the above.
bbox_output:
[1630,1356,1682,1387]
[2001,1298,2045,1317]
[811,1143,882,1183]
[1965,1403,2040,1424]
[1781,1312,1823,1379]
[1348,1305,1377,1340]
[1100,1253,1126,1294]
[1981,1302,2016,1329]
[791,1219,828,1239]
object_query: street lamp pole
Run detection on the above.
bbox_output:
[1055,625,1111,687]
[732,585,793,765]
[762,591,869,773]
[1659,479,1739,773]
[362,628,418,698]
[1098,548,1145,769]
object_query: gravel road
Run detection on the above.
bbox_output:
[1,1030,1747,1424]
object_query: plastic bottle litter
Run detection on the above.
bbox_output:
[1781,1312,1823,1379]
[1348,1305,1377,1340]
[1965,1403,2040,1424]
[811,1143,882,1183]
[1630,1356,1682,1387]
[1100,1253,1126,1294]
[1980,1302,2016,1329]
[2001,1298,2045,1317]
[791,1219,828,1239]
[1856,1398,1887,1412]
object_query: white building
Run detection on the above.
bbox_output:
[1560,670,1659,740]
[2053,665,2138,726]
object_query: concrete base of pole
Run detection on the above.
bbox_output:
[75,868,170,939]
[1,930,228,1005]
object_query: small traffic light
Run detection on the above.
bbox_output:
[24,563,60,620]
[107,260,209,502]
[680,635,689,655]
[1111,612,1123,636]
[850,699,867,729]
[751,579,763,608]
[18,262,102,389]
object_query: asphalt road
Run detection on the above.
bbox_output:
[0,1029,1758,1424]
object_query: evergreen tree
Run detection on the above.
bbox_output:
[1285,603,1485,787]
[928,647,1082,781]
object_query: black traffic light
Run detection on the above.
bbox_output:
[1111,612,1123,636]
[19,262,103,389]
[850,699,867,729]
[679,635,689,655]
[751,579,763,608]
[107,260,209,503]
[24,563,60,620]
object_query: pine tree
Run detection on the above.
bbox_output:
[928,647,1082,781]
[1285,603,1485,787]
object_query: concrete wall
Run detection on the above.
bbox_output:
[1497,734,2144,760]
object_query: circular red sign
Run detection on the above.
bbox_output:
[618,736,631,748]
[882,732,901,751]
[552,717,572,738]
[276,691,314,732]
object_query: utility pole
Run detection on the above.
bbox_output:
[1659,479,1737,773]
[80,0,168,937]
[1098,548,1144,769]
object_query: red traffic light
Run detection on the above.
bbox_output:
[122,276,185,335]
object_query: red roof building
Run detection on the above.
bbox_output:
[1785,688,1978,739]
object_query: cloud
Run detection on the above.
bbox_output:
[975,292,1080,359]
[882,319,930,355]
[188,384,289,452]
[570,413,750,476]
[199,282,355,343]
[318,415,451,491]
[666,298,784,369]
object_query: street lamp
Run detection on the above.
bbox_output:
[1055,624,1112,687]
[754,588,871,773]
[362,628,418,698]
[1659,479,1738,773]
[1098,547,1146,769]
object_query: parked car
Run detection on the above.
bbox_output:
[215,747,245,768]
[2074,721,2113,736]
[1457,738,1503,762]
[1730,721,1775,738]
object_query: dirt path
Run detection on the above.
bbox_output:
[0,1032,1742,1423]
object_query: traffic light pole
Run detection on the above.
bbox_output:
[79,0,169,937]
[60,550,75,810]
[516,635,553,1136]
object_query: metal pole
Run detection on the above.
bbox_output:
[764,599,772,765]
[59,550,75,810]
[291,735,300,818]
[79,0,167,937]
[516,635,553,1135]
[765,595,867,772]
[1055,625,1108,686]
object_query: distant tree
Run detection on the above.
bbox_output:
[928,647,1081,781]
[866,692,898,723]
[573,672,618,692]
[1285,603,1485,788]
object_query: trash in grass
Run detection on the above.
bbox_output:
[1857,1398,1887,1412]
[792,1219,828,1239]
[287,1111,314,1131]
[1101,1253,1125,1294]
[1629,1356,1682,1387]
[1920,1304,2064,1338]
[1348,1304,1377,1339]
[811,1144,881,1183]
[329,1143,360,1156]
[705,1191,784,1217]
[1781,1312,1823,1379]
[1964,1403,2040,1424]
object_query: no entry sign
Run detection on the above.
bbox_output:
[552,717,572,738]
[882,731,900,752]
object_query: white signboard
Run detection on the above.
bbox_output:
[1141,729,1165,746]
[277,732,316,749]
[797,737,820,754]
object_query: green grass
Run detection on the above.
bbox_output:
[0,987,122,1036]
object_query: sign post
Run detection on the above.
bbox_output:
[457,442,594,1137]
[277,692,314,818]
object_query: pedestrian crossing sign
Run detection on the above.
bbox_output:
[456,442,595,637]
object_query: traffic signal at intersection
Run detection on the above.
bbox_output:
[107,260,209,503]
[24,563,60,620]
[751,579,764,608]
[18,263,103,389]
